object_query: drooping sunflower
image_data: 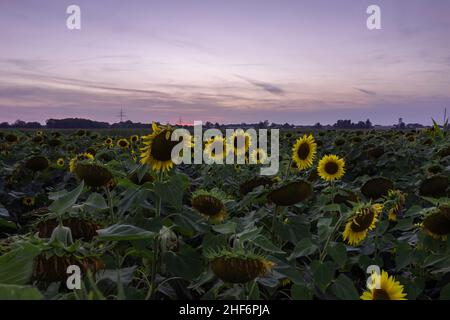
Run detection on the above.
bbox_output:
[317,154,345,181]
[56,158,65,168]
[420,205,450,240]
[249,148,268,165]
[25,156,50,172]
[268,180,312,206]
[191,189,228,222]
[228,129,253,155]
[74,162,114,188]
[206,248,274,284]
[361,270,407,300]
[22,196,35,207]
[292,134,317,170]
[140,122,180,172]
[69,152,94,172]
[343,203,383,246]
[383,189,407,221]
[117,138,130,149]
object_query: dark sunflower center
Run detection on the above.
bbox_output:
[423,213,450,235]
[151,130,178,161]
[297,143,310,160]
[192,195,224,216]
[233,136,248,149]
[324,161,339,175]
[119,141,127,147]
[350,208,375,232]
[372,289,390,300]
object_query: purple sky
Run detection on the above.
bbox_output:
[1,0,450,125]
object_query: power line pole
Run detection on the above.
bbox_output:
[117,108,126,123]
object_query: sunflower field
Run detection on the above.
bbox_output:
[0,125,449,300]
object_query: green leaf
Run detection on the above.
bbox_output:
[291,283,313,300]
[0,284,43,300]
[97,224,155,241]
[164,245,203,281]
[84,192,108,209]
[331,274,359,300]
[440,283,450,300]
[0,243,41,285]
[252,235,285,254]
[327,243,347,267]
[153,174,188,210]
[288,238,317,260]
[48,181,84,214]
[312,261,335,292]
[212,221,237,234]
[395,242,413,270]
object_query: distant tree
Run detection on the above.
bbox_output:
[0,122,9,128]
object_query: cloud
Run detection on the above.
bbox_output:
[235,75,285,95]
[354,87,376,96]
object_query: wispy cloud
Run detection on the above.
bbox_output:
[354,87,376,96]
[235,75,285,96]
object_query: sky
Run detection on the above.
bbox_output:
[1,0,450,125]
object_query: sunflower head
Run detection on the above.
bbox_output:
[419,175,448,197]
[105,137,113,146]
[203,136,227,162]
[129,170,154,185]
[5,134,18,143]
[48,139,62,147]
[239,176,276,196]
[56,158,65,168]
[228,129,253,155]
[22,196,35,207]
[69,152,95,173]
[291,134,317,170]
[249,148,268,165]
[367,146,384,159]
[268,180,312,206]
[361,270,407,300]
[76,129,86,137]
[343,202,383,246]
[117,138,130,149]
[37,217,100,241]
[383,189,407,221]
[420,206,450,240]
[25,156,50,172]
[140,122,180,172]
[130,135,139,143]
[206,248,274,284]
[191,189,228,222]
[361,177,394,200]
[74,162,114,188]
[317,154,345,182]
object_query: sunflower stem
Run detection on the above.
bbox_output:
[319,213,344,263]
[147,170,163,300]
[105,186,116,222]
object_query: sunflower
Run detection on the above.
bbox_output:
[343,203,383,246]
[117,138,130,149]
[204,137,227,162]
[206,248,274,284]
[249,148,268,165]
[191,189,228,222]
[292,134,317,170]
[317,154,345,181]
[22,196,35,207]
[361,270,407,300]
[268,180,312,206]
[56,158,65,168]
[25,156,50,172]
[130,135,139,143]
[140,122,180,172]
[228,129,253,155]
[36,130,44,136]
[69,152,94,172]
[383,189,406,221]
[420,206,450,240]
[74,162,113,188]
[104,137,113,147]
